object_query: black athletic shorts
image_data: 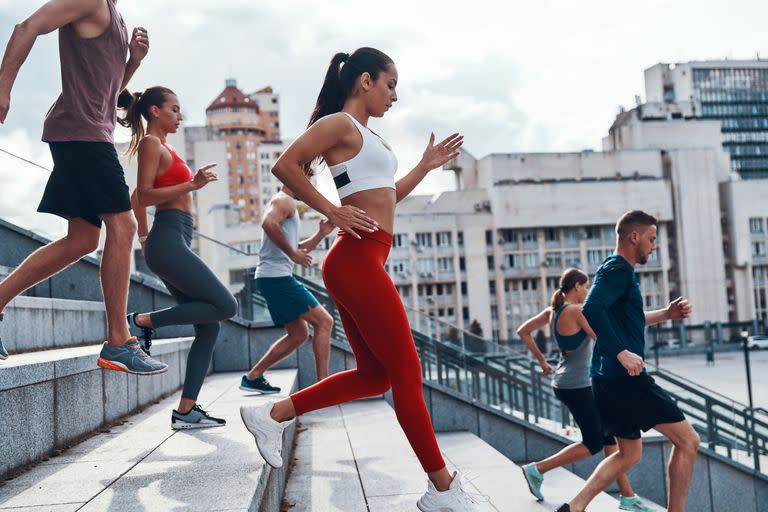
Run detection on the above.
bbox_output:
[553,385,616,455]
[592,373,686,440]
[38,142,131,228]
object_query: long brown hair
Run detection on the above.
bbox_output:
[117,86,175,156]
[304,47,394,175]
[550,268,589,311]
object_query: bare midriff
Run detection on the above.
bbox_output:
[340,187,397,234]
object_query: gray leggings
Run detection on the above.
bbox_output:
[144,209,238,401]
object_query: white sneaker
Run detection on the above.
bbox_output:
[239,400,293,468]
[416,472,488,511]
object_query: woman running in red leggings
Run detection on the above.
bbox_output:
[239,48,480,511]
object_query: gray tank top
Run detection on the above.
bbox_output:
[256,193,299,278]
[42,0,129,143]
[551,304,593,390]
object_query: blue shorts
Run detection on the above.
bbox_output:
[256,275,320,327]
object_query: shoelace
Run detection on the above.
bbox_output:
[455,473,490,505]
[127,341,154,362]
[192,404,211,418]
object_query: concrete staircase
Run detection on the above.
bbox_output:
[282,399,660,511]
[0,370,298,511]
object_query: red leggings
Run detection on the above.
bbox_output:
[290,229,445,473]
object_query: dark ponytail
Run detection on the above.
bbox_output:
[550,268,589,311]
[118,86,175,156]
[304,47,394,175]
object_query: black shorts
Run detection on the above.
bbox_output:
[554,385,616,455]
[38,142,131,228]
[592,373,686,440]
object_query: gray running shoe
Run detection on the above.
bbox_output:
[172,404,226,430]
[0,312,8,360]
[97,338,168,375]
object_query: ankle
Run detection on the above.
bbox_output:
[136,313,153,329]
[246,371,261,380]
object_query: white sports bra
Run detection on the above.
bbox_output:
[328,112,398,200]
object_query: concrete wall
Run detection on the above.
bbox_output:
[0,338,194,480]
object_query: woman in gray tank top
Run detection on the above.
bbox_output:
[516,268,653,511]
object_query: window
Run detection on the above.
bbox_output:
[753,241,767,257]
[461,281,468,295]
[485,230,493,246]
[587,249,603,265]
[459,257,466,271]
[390,259,409,273]
[500,229,517,244]
[560,251,578,267]
[490,305,498,320]
[487,255,495,270]
[416,232,433,247]
[417,258,434,274]
[750,217,764,234]
[229,269,246,284]
[545,252,562,268]
[585,226,600,240]
[489,280,496,294]
[393,233,408,248]
[563,228,579,244]
[436,231,452,247]
[602,226,616,243]
[506,254,519,268]
[457,231,465,247]
[521,230,537,243]
[523,252,538,268]
[545,228,559,243]
[438,257,454,272]
[462,307,469,321]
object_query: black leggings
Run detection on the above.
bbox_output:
[553,385,616,455]
[144,209,238,401]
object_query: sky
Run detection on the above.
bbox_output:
[0,0,767,239]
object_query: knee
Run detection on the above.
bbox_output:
[677,431,701,454]
[219,293,238,319]
[288,323,310,344]
[313,312,333,333]
[67,233,100,256]
[621,447,643,468]
[366,372,392,395]
[105,213,137,242]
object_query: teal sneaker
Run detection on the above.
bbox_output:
[172,404,226,430]
[619,495,656,511]
[521,463,544,501]
[0,312,8,360]
[240,374,281,394]
[97,338,168,375]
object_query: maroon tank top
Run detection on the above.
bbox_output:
[42,0,129,143]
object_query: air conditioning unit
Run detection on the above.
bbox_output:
[499,264,506,270]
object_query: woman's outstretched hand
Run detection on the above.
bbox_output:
[418,132,464,172]
[327,205,379,240]
[192,163,218,190]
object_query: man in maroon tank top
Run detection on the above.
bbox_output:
[0,0,168,375]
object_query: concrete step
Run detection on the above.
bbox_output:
[283,399,629,511]
[0,369,298,512]
[438,432,636,512]
[1,295,106,353]
[0,337,196,480]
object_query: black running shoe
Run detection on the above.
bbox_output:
[171,404,226,430]
[128,312,155,355]
[239,374,281,394]
[554,504,571,512]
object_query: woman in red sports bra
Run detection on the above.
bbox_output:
[118,86,238,430]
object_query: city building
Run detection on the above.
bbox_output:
[643,59,768,179]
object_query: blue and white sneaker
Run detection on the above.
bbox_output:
[0,312,8,360]
[172,404,226,430]
[619,495,656,511]
[521,463,545,501]
[97,338,168,375]
[240,374,281,394]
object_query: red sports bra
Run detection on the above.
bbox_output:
[154,141,194,188]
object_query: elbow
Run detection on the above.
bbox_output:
[135,192,152,208]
